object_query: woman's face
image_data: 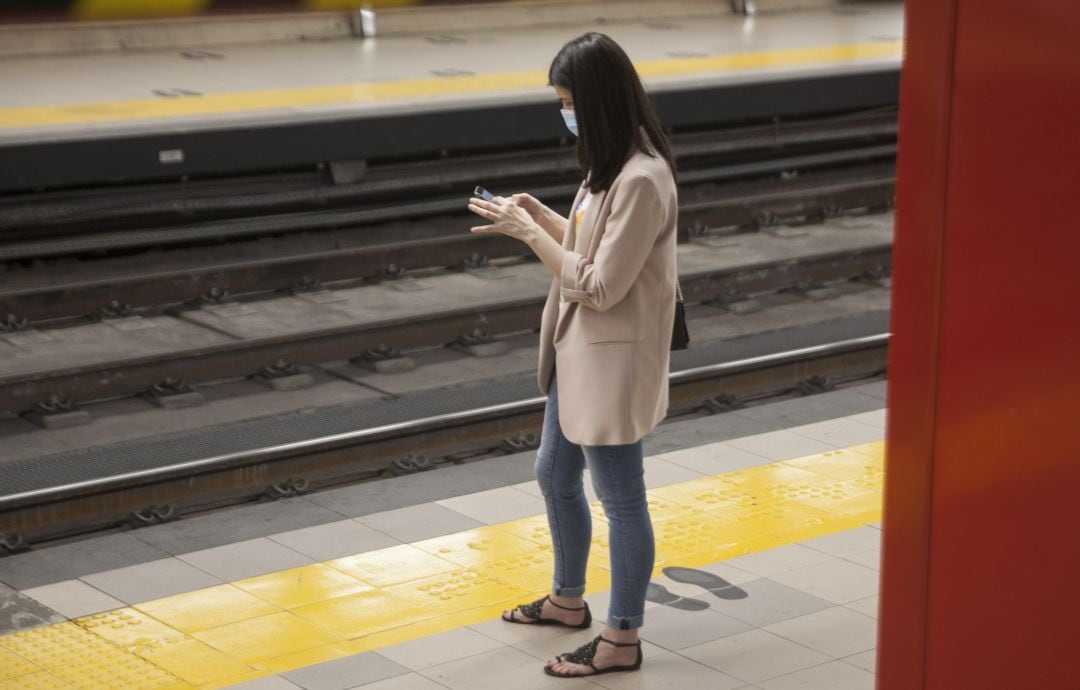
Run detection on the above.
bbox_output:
[554,85,574,111]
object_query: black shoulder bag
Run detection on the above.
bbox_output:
[671,277,690,350]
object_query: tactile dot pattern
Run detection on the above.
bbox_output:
[416,567,499,601]
[0,645,40,680]
[49,650,183,690]
[0,671,74,690]
[76,609,185,652]
[0,623,117,669]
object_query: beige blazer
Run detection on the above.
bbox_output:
[536,147,678,445]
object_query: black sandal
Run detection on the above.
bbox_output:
[502,594,592,629]
[544,634,643,678]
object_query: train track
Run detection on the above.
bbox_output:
[1,163,894,324]
[0,238,890,415]
[0,333,888,551]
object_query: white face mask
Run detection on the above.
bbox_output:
[560,108,578,137]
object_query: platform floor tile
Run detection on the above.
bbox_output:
[266,522,402,564]
[682,628,832,684]
[177,538,314,582]
[354,503,486,544]
[434,486,548,525]
[79,557,224,605]
[756,659,874,690]
[763,606,877,659]
[19,580,126,621]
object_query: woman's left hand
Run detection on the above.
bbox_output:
[468,196,538,242]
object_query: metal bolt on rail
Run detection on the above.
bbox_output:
[0,533,28,555]
[383,264,406,280]
[387,454,433,477]
[0,314,29,332]
[796,375,835,396]
[821,204,843,219]
[264,478,309,500]
[754,212,781,229]
[359,345,404,362]
[703,393,744,414]
[20,393,90,429]
[259,359,301,379]
[146,378,194,397]
[130,504,175,526]
[463,253,490,270]
[500,432,540,453]
[142,378,205,409]
[28,394,78,416]
[288,276,323,294]
[454,328,497,347]
[859,265,892,283]
[689,219,709,237]
[193,286,230,305]
[98,300,135,319]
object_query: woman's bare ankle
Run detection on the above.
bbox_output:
[601,625,639,644]
[549,593,585,608]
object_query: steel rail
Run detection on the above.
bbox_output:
[0,333,888,510]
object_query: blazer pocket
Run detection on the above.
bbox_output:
[581,307,637,344]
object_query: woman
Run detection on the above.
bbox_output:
[467,32,678,678]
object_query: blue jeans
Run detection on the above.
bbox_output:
[535,368,655,630]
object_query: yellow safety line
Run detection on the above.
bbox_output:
[302,0,423,9]
[0,41,901,130]
[0,440,883,689]
[72,0,419,17]
[71,0,213,21]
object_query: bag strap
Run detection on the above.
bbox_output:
[676,277,684,302]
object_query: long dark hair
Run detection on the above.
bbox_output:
[548,32,676,194]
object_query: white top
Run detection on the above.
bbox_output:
[560,191,594,306]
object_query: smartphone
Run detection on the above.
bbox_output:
[474,185,495,202]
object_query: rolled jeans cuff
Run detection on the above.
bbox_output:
[607,613,645,630]
[552,581,586,597]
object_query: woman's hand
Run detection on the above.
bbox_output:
[468,196,539,242]
[511,193,549,223]
[506,192,568,244]
[468,194,566,278]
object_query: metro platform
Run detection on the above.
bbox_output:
[0,382,886,690]
[0,1,903,191]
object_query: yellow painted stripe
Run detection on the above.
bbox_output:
[70,0,413,19]
[304,0,423,9]
[0,440,883,689]
[0,41,901,130]
[72,0,213,21]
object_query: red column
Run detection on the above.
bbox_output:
[880,2,1080,689]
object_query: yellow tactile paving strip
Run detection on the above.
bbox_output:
[0,42,902,130]
[72,0,420,19]
[0,441,883,689]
